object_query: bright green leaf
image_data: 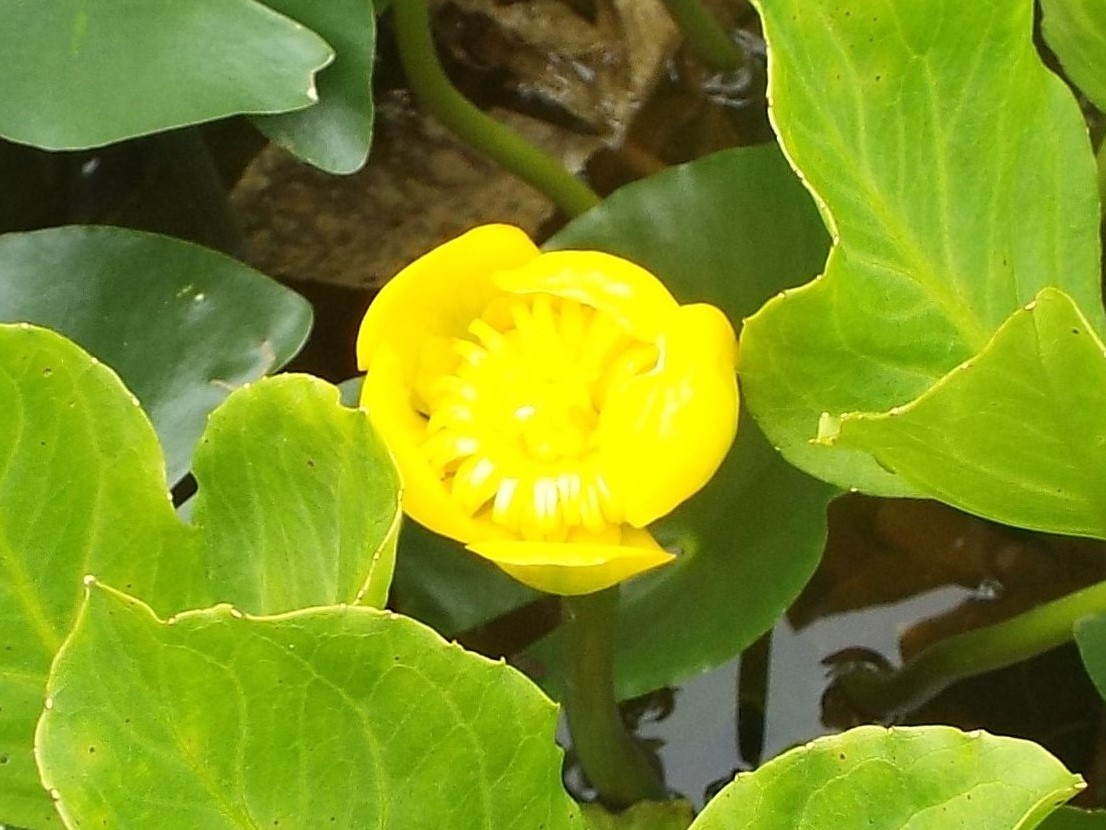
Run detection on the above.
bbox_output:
[825,289,1106,539]
[1075,613,1106,701]
[0,226,312,485]
[690,726,1082,830]
[252,0,377,174]
[0,328,398,827]
[544,144,837,699]
[0,0,334,150]
[36,583,583,830]
[1042,0,1106,111]
[191,374,401,612]
[740,0,1102,494]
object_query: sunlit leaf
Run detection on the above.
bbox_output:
[740,0,1101,494]
[1042,0,1106,110]
[0,327,398,827]
[824,289,1106,537]
[689,726,1082,830]
[0,225,312,485]
[0,0,333,150]
[252,0,377,174]
[36,584,583,830]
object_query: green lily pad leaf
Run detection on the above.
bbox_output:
[191,374,401,611]
[0,226,312,485]
[739,0,1102,495]
[0,325,199,828]
[1074,613,1106,701]
[689,726,1083,830]
[1040,807,1106,830]
[824,289,1106,538]
[1042,0,1106,110]
[0,0,333,150]
[252,0,376,174]
[543,144,837,699]
[36,583,584,830]
[0,327,398,827]
[582,800,694,830]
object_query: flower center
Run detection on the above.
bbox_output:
[416,292,659,541]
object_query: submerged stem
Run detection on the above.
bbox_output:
[562,588,666,808]
[391,1,601,218]
[838,578,1106,719]
[659,0,744,72]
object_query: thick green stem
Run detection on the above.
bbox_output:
[562,588,666,808]
[839,578,1106,719]
[391,1,601,218]
[660,0,744,72]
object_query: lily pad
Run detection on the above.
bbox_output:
[0,225,312,485]
[252,0,377,174]
[689,726,1082,830]
[824,289,1106,538]
[36,583,583,829]
[739,0,1101,494]
[0,0,333,149]
[0,326,399,827]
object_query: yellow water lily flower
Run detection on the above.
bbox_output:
[357,224,739,595]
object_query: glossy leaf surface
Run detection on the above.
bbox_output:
[0,226,312,485]
[542,144,838,698]
[690,726,1082,830]
[36,584,583,830]
[1,0,333,149]
[740,0,1102,494]
[1042,0,1106,110]
[0,328,399,827]
[824,289,1106,538]
[252,0,377,174]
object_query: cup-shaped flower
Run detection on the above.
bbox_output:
[357,224,739,595]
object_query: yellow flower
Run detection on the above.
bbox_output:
[357,224,739,595]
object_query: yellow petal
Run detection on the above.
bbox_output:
[361,346,510,545]
[597,303,739,527]
[356,224,540,381]
[494,250,679,341]
[467,526,675,595]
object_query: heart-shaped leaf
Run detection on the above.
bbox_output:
[689,726,1082,830]
[0,326,398,827]
[0,226,312,485]
[36,583,583,830]
[1,0,333,150]
[252,0,377,174]
[739,0,1102,494]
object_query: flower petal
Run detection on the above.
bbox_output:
[494,250,679,340]
[361,345,511,545]
[597,303,739,527]
[356,224,539,380]
[467,527,675,595]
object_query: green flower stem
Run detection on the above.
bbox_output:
[659,0,744,72]
[839,578,1106,719]
[391,0,601,218]
[562,588,666,808]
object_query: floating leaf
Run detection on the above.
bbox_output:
[689,726,1082,830]
[0,327,398,827]
[0,0,333,149]
[0,226,312,485]
[825,289,1106,538]
[252,0,377,174]
[740,0,1102,494]
[36,583,583,830]
[1042,0,1106,110]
